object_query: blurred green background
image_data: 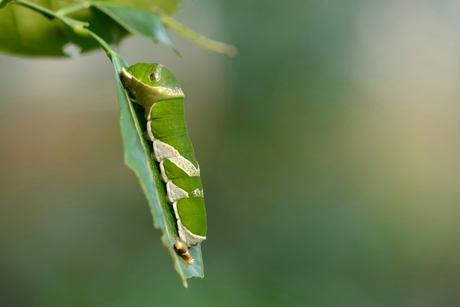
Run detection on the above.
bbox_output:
[2,0,460,306]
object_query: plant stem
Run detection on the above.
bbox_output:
[56,2,89,16]
[159,10,237,57]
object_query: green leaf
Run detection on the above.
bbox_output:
[0,0,181,57]
[0,0,14,8]
[91,2,179,55]
[110,52,204,288]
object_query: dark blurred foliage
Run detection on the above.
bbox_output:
[1,0,460,306]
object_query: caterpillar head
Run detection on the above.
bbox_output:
[121,63,176,87]
[121,63,184,101]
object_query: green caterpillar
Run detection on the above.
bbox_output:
[120,63,206,265]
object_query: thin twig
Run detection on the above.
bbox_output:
[158,9,237,57]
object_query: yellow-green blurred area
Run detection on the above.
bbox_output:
[2,0,460,305]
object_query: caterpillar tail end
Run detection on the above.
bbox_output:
[174,239,194,265]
